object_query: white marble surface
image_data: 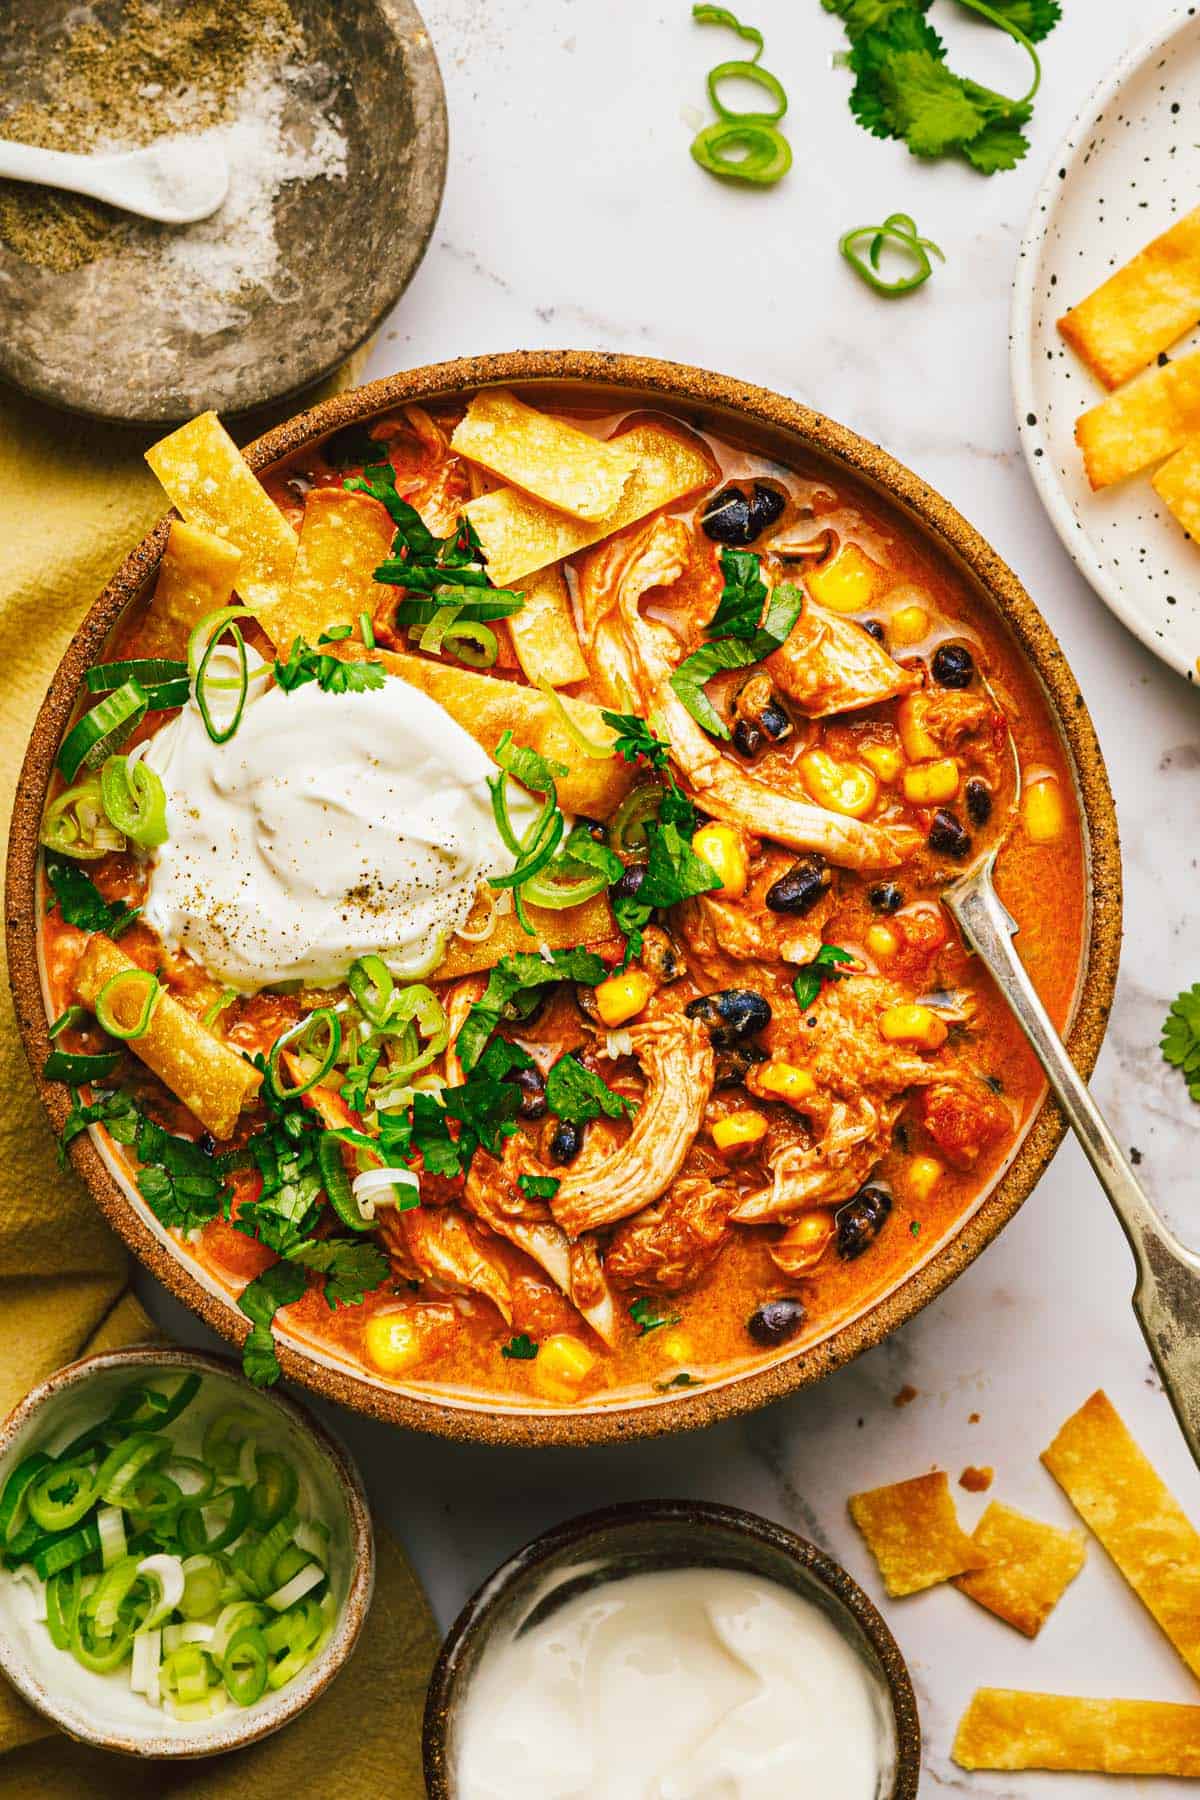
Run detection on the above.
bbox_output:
[142,1,1200,1790]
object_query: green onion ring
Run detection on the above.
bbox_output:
[415,603,464,655]
[94,969,161,1041]
[316,1133,375,1233]
[202,987,238,1030]
[224,1625,269,1706]
[57,680,149,783]
[521,862,611,910]
[100,755,168,849]
[48,1005,87,1040]
[249,1453,301,1532]
[690,119,792,185]
[196,621,249,745]
[534,678,616,759]
[611,782,664,854]
[39,776,125,861]
[43,1047,122,1083]
[26,1462,97,1533]
[442,621,498,668]
[266,1008,342,1102]
[0,1453,51,1546]
[707,59,786,121]
[840,213,944,296]
[348,954,395,1027]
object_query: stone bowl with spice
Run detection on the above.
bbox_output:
[0,0,447,423]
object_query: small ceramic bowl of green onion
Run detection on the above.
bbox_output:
[0,1346,373,1757]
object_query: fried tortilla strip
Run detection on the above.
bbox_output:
[334,643,634,819]
[451,389,639,522]
[1058,206,1200,388]
[139,522,242,658]
[465,422,717,587]
[1042,1387,1200,1680]
[1075,349,1200,488]
[74,938,260,1141]
[507,564,588,688]
[278,488,395,652]
[952,1689,1200,1776]
[1152,433,1200,539]
[953,1501,1086,1637]
[145,412,298,649]
[848,1471,985,1597]
[435,895,615,981]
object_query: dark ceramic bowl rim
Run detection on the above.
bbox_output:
[421,1498,920,1799]
[5,350,1122,1447]
[0,1344,375,1758]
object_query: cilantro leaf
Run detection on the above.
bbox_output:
[960,108,1032,172]
[964,0,1059,42]
[237,1261,308,1387]
[545,1055,635,1124]
[793,944,856,1011]
[455,948,607,1074]
[601,711,671,773]
[518,1174,560,1201]
[287,1238,389,1309]
[655,1370,700,1391]
[501,1333,539,1360]
[274,638,386,696]
[629,1296,682,1335]
[408,1090,462,1177]
[639,820,722,910]
[44,854,137,936]
[1162,984,1200,1102]
[59,1087,139,1162]
[706,549,768,640]
[670,583,804,739]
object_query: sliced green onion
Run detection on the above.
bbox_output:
[266,1008,341,1102]
[393,594,523,625]
[161,1641,210,1705]
[317,1133,375,1233]
[95,1433,167,1507]
[358,611,375,649]
[415,603,464,655]
[180,1554,225,1620]
[57,681,149,782]
[442,621,498,668]
[86,659,188,695]
[100,755,168,849]
[124,1470,185,1525]
[32,1518,100,1579]
[43,1047,121,1083]
[46,1565,81,1651]
[40,775,126,861]
[266,1562,323,1612]
[209,1600,267,1661]
[48,1005,87,1040]
[351,1166,420,1218]
[521,862,612,910]
[201,1409,259,1479]
[347,955,395,1028]
[202,987,238,1030]
[0,1453,51,1547]
[89,1552,143,1638]
[535,677,616,759]
[839,213,944,296]
[249,1453,300,1532]
[707,58,786,121]
[610,782,664,854]
[130,1625,162,1703]
[690,119,791,184]
[223,1625,270,1706]
[94,969,161,1041]
[97,1506,127,1568]
[196,621,248,744]
[112,1372,200,1434]
[177,1486,251,1556]
[137,1553,186,1630]
[27,1462,98,1533]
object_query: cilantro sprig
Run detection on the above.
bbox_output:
[1162,984,1200,1102]
[793,943,857,1011]
[670,580,804,740]
[545,1055,636,1124]
[630,1297,682,1335]
[44,854,138,937]
[274,638,386,696]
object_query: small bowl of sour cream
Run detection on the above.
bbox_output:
[423,1499,919,1799]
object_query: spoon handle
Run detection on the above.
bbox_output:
[0,138,110,202]
[947,868,1200,1470]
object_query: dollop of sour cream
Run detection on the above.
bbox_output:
[453,1565,888,1799]
[143,667,519,990]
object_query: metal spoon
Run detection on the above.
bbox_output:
[941,687,1200,1468]
[0,136,229,225]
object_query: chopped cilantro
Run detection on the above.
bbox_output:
[135,1113,230,1233]
[792,943,856,1011]
[545,1055,635,1125]
[629,1296,682,1335]
[655,1371,700,1391]
[237,1261,308,1388]
[910,1219,922,1237]
[518,1173,560,1201]
[1162,983,1200,1102]
[612,818,721,963]
[59,1087,138,1163]
[602,712,672,772]
[455,948,607,1074]
[501,1333,539,1360]
[274,638,386,696]
[706,548,769,640]
[670,583,804,739]
[287,1238,389,1309]
[44,854,138,936]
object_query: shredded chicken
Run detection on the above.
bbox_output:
[573,524,680,707]
[679,892,823,970]
[923,690,994,751]
[767,603,917,716]
[731,1097,900,1224]
[550,1010,715,1237]
[616,518,919,871]
[464,1157,619,1345]
[797,975,947,1100]
[605,1177,732,1292]
[387,1206,514,1324]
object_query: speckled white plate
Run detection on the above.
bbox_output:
[1012,9,1200,683]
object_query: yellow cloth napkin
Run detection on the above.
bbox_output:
[0,370,439,1795]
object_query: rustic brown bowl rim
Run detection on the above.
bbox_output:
[5,350,1122,1448]
[0,1344,375,1758]
[420,1498,921,1798]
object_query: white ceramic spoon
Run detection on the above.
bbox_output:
[0,136,229,224]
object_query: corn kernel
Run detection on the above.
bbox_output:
[907,1155,943,1203]
[594,969,654,1027]
[860,740,904,783]
[692,823,749,898]
[658,1329,693,1364]
[776,1211,836,1271]
[897,693,939,762]
[800,749,878,819]
[879,1002,949,1050]
[902,758,960,805]
[533,1334,597,1401]
[1022,776,1065,844]
[711,1109,769,1152]
[865,923,898,961]
[890,603,930,646]
[363,1311,423,1377]
[805,543,884,614]
[747,1060,816,1107]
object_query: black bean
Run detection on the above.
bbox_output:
[640,924,685,984]
[548,1119,585,1165]
[613,862,648,902]
[765,853,831,916]
[700,482,784,547]
[575,983,602,1024]
[748,483,787,536]
[965,778,992,826]
[861,618,886,643]
[685,988,772,1047]
[836,1186,892,1260]
[932,643,975,689]
[714,1042,768,1088]
[732,717,763,758]
[869,882,904,914]
[927,809,972,859]
[758,700,791,742]
[747,1296,807,1347]
[511,1066,547,1120]
[197,1131,216,1158]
